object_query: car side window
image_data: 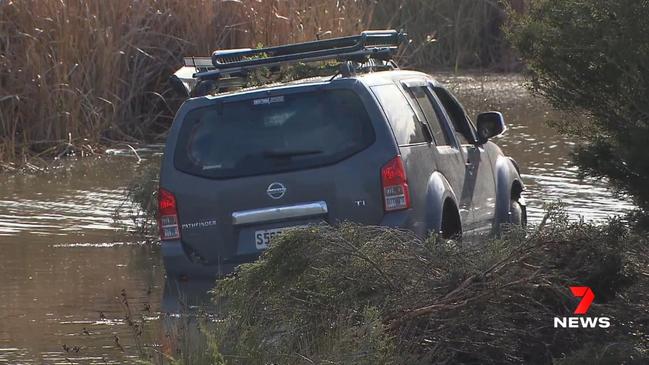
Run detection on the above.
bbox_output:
[372,84,431,145]
[404,86,453,146]
[432,87,477,145]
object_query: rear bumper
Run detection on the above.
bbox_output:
[162,211,416,278]
[379,209,422,235]
[162,240,241,279]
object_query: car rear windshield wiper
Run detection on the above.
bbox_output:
[262,148,323,158]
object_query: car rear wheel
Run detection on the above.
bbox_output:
[440,201,462,239]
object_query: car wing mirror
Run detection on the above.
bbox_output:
[476,111,506,144]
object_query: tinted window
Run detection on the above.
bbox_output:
[174,89,375,179]
[406,86,452,146]
[372,84,429,145]
[433,87,476,144]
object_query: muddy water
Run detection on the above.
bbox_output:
[438,73,635,221]
[0,155,169,364]
[0,74,634,363]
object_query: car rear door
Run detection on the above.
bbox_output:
[397,79,474,230]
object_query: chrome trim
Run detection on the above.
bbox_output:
[232,201,328,225]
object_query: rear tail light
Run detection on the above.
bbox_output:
[158,188,180,240]
[381,156,411,212]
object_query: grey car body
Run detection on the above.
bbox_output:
[159,69,525,278]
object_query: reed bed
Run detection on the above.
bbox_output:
[0,0,524,165]
[373,0,528,71]
[0,0,368,164]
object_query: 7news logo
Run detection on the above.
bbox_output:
[554,286,611,328]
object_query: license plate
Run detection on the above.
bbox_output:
[254,227,295,249]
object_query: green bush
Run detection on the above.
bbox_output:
[507,0,649,213]
[209,209,649,364]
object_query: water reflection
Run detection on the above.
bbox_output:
[0,74,635,363]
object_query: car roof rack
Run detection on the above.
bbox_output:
[170,30,407,97]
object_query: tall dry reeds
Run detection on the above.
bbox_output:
[0,0,369,164]
[0,0,525,165]
[371,0,528,70]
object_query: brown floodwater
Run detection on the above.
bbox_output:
[0,74,634,363]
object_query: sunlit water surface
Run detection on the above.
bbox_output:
[0,74,634,363]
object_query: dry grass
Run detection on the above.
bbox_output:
[0,0,526,166]
[373,0,529,70]
[0,0,369,164]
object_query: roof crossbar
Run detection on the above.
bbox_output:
[171,30,406,96]
[214,30,403,66]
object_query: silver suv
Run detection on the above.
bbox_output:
[160,31,526,278]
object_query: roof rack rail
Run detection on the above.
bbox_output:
[170,30,407,97]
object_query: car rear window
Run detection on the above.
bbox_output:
[174,89,375,179]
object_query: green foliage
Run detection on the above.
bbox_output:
[243,62,341,89]
[507,0,649,212]
[209,209,649,364]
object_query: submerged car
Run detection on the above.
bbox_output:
[159,30,526,278]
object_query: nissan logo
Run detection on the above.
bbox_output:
[266,182,287,199]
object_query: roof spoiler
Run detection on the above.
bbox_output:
[170,30,407,97]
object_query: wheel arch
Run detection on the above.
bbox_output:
[424,171,461,235]
[495,156,526,226]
